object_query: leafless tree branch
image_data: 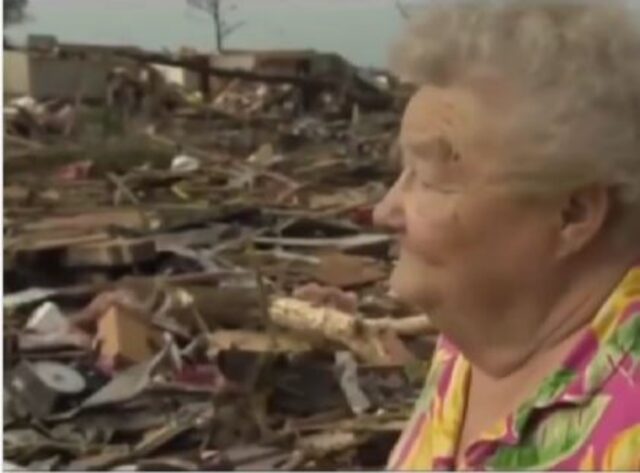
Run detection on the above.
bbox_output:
[395,1,410,21]
[187,0,245,52]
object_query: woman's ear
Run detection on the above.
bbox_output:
[556,185,610,259]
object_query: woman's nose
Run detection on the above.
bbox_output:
[373,182,406,233]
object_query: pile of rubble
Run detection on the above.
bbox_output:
[3,43,434,471]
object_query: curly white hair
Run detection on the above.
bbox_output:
[391,0,640,247]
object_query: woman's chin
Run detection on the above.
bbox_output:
[389,266,435,309]
[389,266,424,305]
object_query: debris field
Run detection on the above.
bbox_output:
[3,40,436,471]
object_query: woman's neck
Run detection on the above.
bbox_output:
[450,254,634,379]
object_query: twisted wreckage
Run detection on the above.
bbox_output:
[3,36,436,470]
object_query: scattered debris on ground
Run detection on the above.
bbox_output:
[3,37,434,470]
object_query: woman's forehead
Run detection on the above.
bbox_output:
[399,86,482,163]
[399,85,515,181]
[400,86,480,145]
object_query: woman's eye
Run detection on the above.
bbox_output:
[401,166,415,184]
[419,175,457,194]
[401,165,455,194]
[420,179,444,192]
[403,167,435,190]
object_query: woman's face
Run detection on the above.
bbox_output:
[374,85,560,329]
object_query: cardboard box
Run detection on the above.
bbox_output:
[97,305,161,367]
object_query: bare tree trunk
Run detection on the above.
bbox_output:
[212,0,224,52]
[187,0,244,53]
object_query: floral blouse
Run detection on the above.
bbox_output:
[387,265,640,470]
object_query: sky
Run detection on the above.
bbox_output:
[5,0,427,67]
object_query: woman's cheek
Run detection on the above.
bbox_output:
[403,199,459,265]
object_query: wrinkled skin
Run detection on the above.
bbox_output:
[372,84,616,374]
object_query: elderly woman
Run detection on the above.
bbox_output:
[373,0,640,470]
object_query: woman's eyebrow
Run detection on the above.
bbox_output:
[402,136,461,163]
